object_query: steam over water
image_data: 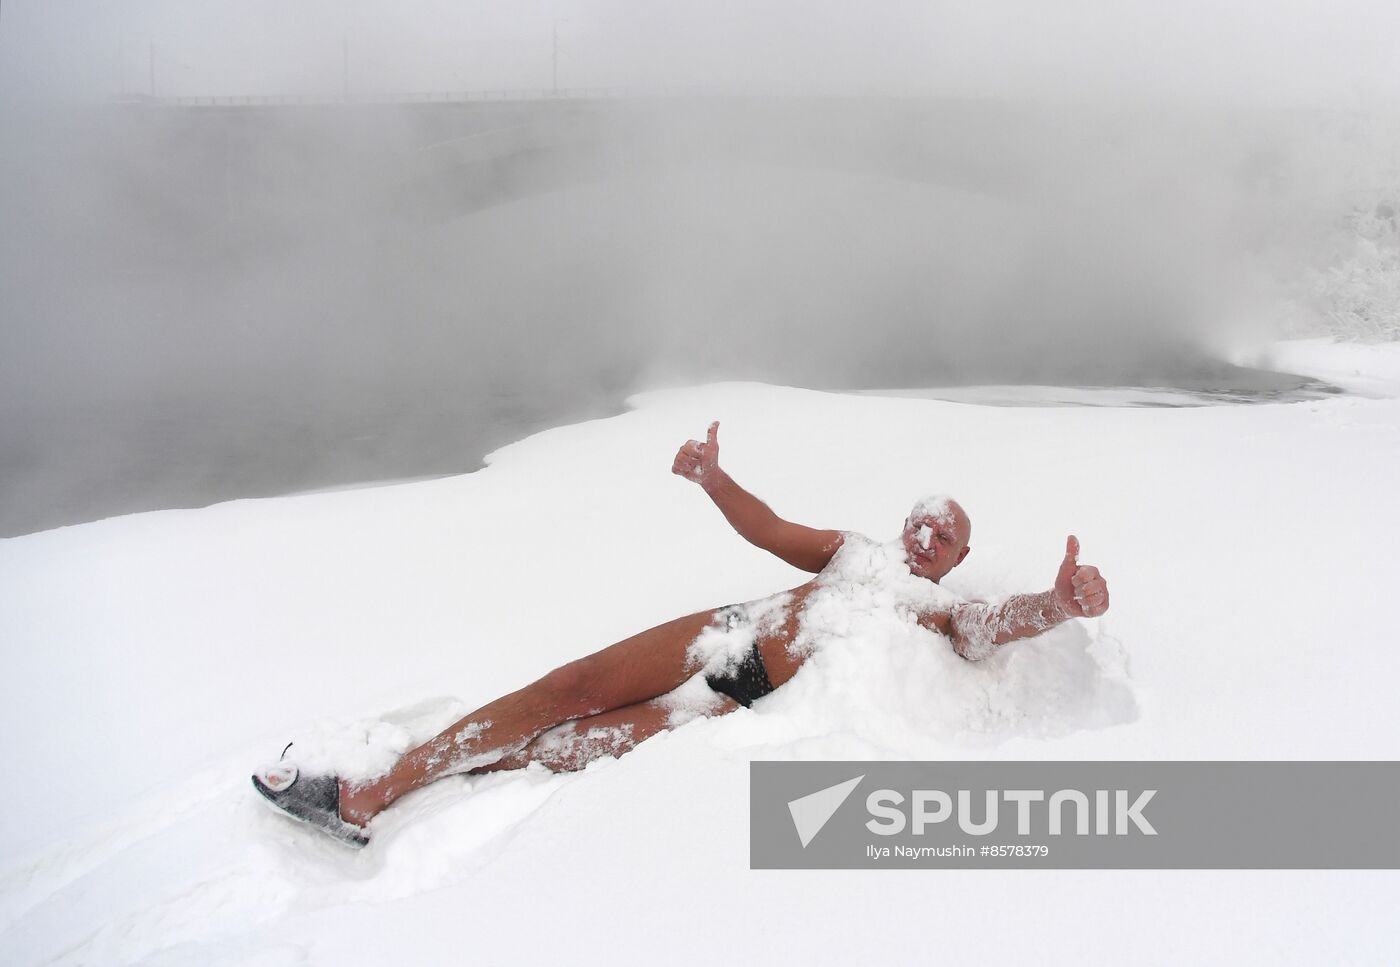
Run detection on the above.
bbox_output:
[2,3,1398,537]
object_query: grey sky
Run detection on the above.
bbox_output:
[3,0,1400,104]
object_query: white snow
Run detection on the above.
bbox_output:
[2,339,1398,964]
[1234,337,1400,398]
[862,384,1231,407]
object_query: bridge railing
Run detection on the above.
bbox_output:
[143,88,704,108]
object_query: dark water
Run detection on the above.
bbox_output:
[0,357,1339,539]
[0,387,620,538]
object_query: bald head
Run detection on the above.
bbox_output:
[901,494,972,582]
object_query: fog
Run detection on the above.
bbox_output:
[2,2,1399,536]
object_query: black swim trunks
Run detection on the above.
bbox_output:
[703,605,776,708]
[705,642,775,707]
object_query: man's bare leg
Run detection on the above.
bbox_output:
[339,608,720,825]
[475,693,742,774]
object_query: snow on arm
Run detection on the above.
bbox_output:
[947,590,1068,661]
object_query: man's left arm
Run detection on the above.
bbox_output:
[934,536,1109,661]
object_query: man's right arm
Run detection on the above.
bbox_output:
[673,422,844,574]
[928,536,1110,660]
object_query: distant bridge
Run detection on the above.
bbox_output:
[140,87,699,107]
[111,93,1045,225]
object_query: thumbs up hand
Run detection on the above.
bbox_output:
[672,421,722,484]
[1053,535,1110,618]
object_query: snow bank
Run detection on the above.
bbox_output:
[2,348,1399,964]
[1238,337,1400,397]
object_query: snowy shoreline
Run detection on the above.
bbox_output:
[4,345,1375,541]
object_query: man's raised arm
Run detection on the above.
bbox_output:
[672,421,843,574]
[939,536,1110,660]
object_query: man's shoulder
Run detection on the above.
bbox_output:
[824,530,876,560]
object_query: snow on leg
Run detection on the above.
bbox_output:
[340,607,722,824]
[475,691,742,774]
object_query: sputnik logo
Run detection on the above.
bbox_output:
[787,775,864,848]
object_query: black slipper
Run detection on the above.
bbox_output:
[251,762,370,849]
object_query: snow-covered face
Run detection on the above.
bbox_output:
[901,495,971,583]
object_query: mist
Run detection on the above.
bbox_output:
[2,1,1399,536]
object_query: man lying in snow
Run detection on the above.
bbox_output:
[253,421,1110,847]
